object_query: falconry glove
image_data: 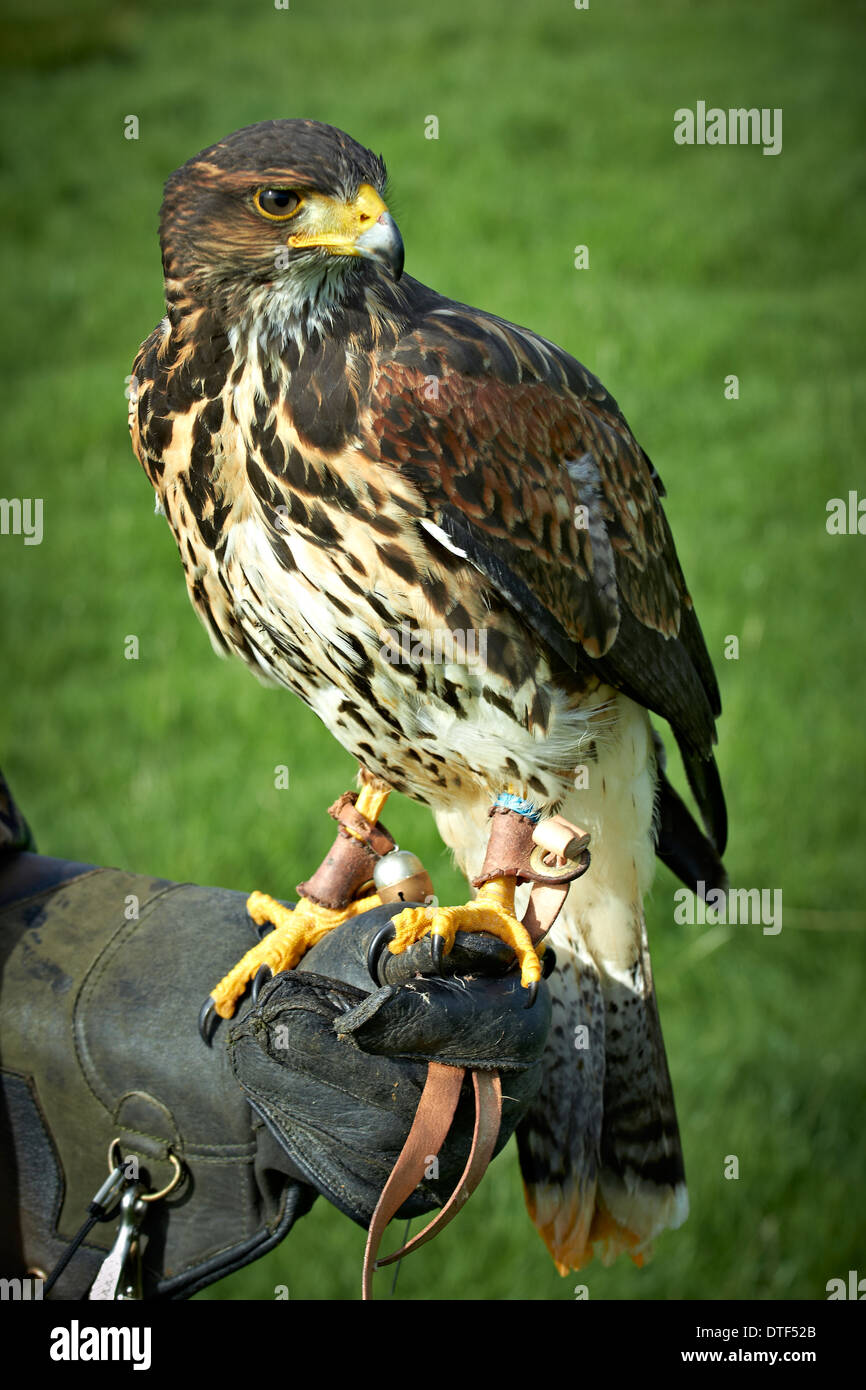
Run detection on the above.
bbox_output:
[0,849,550,1299]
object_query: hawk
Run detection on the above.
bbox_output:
[130,120,727,1274]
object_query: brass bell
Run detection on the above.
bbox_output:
[373,849,434,905]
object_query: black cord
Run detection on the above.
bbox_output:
[43,1213,100,1295]
[42,1168,126,1296]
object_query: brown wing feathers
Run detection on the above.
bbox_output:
[365,289,725,851]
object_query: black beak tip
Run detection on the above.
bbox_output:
[389,230,405,282]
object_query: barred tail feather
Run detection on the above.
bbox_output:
[594,919,688,1257]
[517,910,688,1272]
[516,936,605,1272]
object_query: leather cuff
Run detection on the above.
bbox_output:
[297,791,396,910]
[472,806,590,889]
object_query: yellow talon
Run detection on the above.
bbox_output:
[210,888,380,1019]
[388,874,543,988]
[208,776,393,1021]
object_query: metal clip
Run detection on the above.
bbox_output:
[42,1161,127,1297]
[88,1183,147,1300]
[90,1162,127,1219]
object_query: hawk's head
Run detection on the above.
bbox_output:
[159,119,404,326]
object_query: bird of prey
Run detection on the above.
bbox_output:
[130,119,727,1274]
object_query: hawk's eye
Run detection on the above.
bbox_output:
[255,189,300,220]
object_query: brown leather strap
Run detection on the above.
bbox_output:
[472,807,591,889]
[523,883,573,943]
[362,1062,464,1300]
[471,807,537,887]
[298,791,396,910]
[328,791,395,856]
[373,1071,502,1271]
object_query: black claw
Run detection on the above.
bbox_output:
[541,946,557,979]
[251,965,273,1004]
[198,997,218,1046]
[523,980,539,1010]
[366,922,396,984]
[431,932,445,975]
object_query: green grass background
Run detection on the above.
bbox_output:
[1,0,864,1300]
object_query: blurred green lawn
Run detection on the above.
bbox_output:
[1,0,864,1300]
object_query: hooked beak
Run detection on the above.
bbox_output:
[288,183,404,281]
[354,209,404,281]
